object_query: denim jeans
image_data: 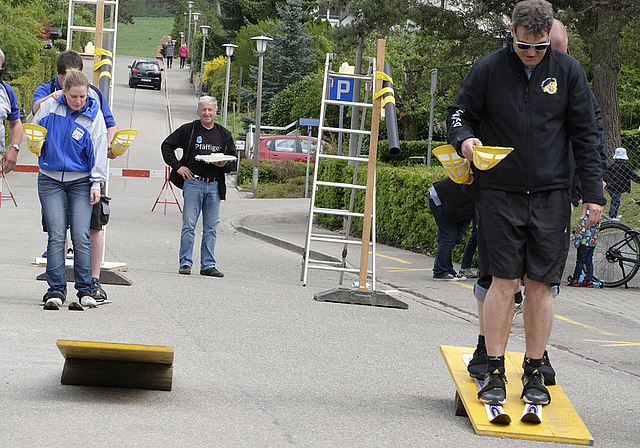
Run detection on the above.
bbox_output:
[461,211,478,269]
[180,178,221,270]
[608,192,621,218]
[38,173,92,297]
[429,195,460,278]
[572,245,595,281]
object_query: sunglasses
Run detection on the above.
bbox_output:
[515,41,550,51]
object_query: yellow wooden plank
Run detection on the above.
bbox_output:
[441,345,593,445]
[57,340,174,365]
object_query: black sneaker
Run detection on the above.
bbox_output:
[541,350,556,386]
[467,345,487,379]
[179,265,191,275]
[200,267,224,277]
[522,351,556,386]
[478,369,507,405]
[521,369,550,405]
[91,278,108,302]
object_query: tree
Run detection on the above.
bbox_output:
[262,0,316,115]
[0,2,49,80]
[240,0,316,122]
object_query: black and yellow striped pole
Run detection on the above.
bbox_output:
[375,63,400,155]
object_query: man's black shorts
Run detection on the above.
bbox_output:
[477,188,571,284]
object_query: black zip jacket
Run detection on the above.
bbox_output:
[446,34,605,206]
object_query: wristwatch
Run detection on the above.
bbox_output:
[9,144,19,152]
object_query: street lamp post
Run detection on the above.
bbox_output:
[198,25,211,99]
[222,44,237,128]
[191,12,201,66]
[186,2,194,65]
[250,36,273,196]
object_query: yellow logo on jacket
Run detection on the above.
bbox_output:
[541,78,558,94]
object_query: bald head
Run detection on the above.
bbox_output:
[550,18,568,53]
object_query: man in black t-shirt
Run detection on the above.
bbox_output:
[161,96,236,277]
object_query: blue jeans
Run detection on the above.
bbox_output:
[461,211,478,269]
[608,192,621,218]
[38,173,92,297]
[573,245,595,281]
[180,178,221,270]
[429,196,460,278]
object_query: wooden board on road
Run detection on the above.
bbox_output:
[440,345,593,445]
[57,340,174,391]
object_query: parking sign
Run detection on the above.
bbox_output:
[329,77,355,102]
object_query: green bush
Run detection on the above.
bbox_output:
[378,139,448,167]
[237,158,307,186]
[313,158,474,262]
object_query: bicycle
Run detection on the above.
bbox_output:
[592,216,640,288]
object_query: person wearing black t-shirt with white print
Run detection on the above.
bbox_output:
[161,96,236,277]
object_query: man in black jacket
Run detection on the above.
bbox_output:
[447,0,604,407]
[162,96,236,277]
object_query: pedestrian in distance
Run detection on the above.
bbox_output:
[605,147,640,220]
[161,96,236,277]
[178,45,188,69]
[447,0,604,408]
[0,47,24,175]
[32,50,118,302]
[568,209,601,288]
[33,70,108,310]
[165,42,175,69]
[428,177,476,281]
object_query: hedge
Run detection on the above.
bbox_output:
[313,158,474,263]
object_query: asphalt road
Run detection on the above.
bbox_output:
[0,54,638,447]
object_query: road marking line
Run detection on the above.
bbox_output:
[554,314,618,336]
[371,252,412,264]
[583,339,640,347]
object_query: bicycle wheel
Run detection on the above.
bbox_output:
[592,220,640,287]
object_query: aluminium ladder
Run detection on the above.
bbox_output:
[300,52,378,289]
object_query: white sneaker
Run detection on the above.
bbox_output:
[44,297,63,310]
[79,295,97,308]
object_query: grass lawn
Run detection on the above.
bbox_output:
[116,17,174,58]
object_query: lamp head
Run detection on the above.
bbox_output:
[187,1,194,9]
[251,36,273,55]
[200,25,210,36]
[193,12,201,22]
[223,43,238,57]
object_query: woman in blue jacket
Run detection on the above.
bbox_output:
[33,70,107,310]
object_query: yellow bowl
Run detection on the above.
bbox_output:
[23,123,47,157]
[433,145,470,184]
[472,145,514,170]
[111,129,139,157]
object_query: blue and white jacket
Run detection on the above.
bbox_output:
[33,94,107,190]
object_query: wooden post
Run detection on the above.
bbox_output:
[358,39,385,291]
[92,1,105,86]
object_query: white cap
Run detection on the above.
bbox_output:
[613,147,628,160]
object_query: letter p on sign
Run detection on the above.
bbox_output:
[329,77,355,102]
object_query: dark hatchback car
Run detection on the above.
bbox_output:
[128,60,163,90]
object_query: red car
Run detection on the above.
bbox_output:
[250,135,330,162]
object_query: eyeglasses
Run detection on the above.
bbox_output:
[515,41,550,51]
